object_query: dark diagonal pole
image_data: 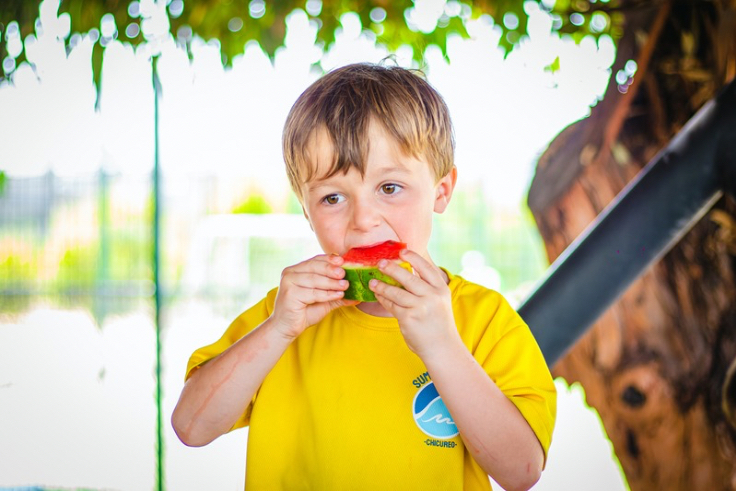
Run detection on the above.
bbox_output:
[519,78,736,366]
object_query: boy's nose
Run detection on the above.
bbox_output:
[350,197,381,232]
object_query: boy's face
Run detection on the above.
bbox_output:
[300,121,456,260]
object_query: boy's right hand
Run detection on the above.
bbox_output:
[271,254,358,340]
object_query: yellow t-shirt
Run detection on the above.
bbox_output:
[186,271,556,490]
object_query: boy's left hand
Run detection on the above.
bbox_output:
[369,249,459,357]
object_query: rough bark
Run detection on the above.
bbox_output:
[527,0,736,489]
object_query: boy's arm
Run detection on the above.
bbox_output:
[171,316,294,447]
[370,250,544,491]
[422,339,544,491]
[172,254,355,447]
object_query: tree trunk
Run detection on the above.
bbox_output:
[527,1,736,489]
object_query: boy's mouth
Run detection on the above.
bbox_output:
[349,239,396,250]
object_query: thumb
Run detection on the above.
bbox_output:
[306,299,360,326]
[331,299,360,309]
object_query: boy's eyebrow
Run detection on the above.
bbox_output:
[306,180,330,192]
[306,174,341,194]
[308,163,411,189]
[372,163,411,175]
[305,162,415,194]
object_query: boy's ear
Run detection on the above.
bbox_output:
[433,166,457,214]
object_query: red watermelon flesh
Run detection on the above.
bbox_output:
[341,241,410,302]
[342,240,407,264]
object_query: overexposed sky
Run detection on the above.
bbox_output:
[1,0,614,207]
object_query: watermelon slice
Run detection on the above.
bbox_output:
[341,241,412,302]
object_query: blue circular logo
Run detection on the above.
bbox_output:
[412,382,459,439]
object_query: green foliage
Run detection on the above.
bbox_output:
[488,206,549,290]
[232,194,273,215]
[1,0,621,86]
[0,250,34,313]
[55,243,98,288]
[285,191,304,214]
[429,185,548,294]
[0,232,152,317]
[0,251,34,283]
[109,230,152,281]
[0,170,6,197]
[545,55,561,74]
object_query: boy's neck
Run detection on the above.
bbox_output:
[356,301,394,317]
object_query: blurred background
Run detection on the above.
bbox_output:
[0,0,633,489]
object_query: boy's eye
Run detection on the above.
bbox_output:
[380,183,400,195]
[323,194,344,205]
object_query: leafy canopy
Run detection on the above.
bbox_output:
[1,0,620,76]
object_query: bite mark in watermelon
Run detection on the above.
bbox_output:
[341,241,411,302]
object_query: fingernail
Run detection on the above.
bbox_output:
[378,259,387,268]
[369,279,377,288]
[340,280,348,287]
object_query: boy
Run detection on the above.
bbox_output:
[172,63,556,490]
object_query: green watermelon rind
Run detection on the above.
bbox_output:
[342,262,410,302]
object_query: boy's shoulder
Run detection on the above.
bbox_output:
[447,271,526,337]
[225,287,280,336]
[447,270,507,307]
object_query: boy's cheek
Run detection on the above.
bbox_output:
[311,224,346,254]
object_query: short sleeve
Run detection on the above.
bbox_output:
[453,282,557,466]
[484,320,556,465]
[184,288,279,429]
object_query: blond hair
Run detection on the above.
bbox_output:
[283,62,455,201]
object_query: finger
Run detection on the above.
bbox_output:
[398,249,445,287]
[377,259,429,295]
[288,272,349,291]
[370,278,415,308]
[327,253,345,266]
[307,253,345,267]
[305,297,361,326]
[301,254,335,265]
[319,297,360,311]
[372,290,395,314]
[316,298,360,315]
[336,299,361,307]
[295,287,346,305]
[286,257,346,279]
[372,289,413,316]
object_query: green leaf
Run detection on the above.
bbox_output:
[544,55,561,73]
[92,41,103,109]
[232,194,273,215]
